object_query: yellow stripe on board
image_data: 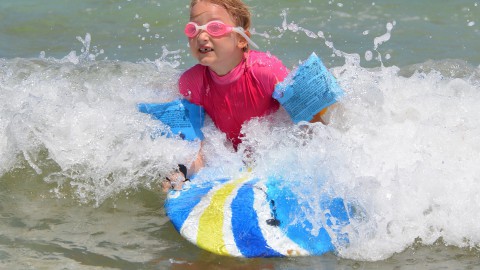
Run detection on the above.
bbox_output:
[197,174,251,256]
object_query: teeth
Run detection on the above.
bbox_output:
[200,48,213,53]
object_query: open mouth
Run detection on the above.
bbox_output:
[199,47,213,53]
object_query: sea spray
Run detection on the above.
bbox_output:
[0,54,199,205]
[239,11,480,258]
[240,55,480,260]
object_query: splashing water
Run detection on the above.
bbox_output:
[0,50,199,205]
[240,55,480,260]
[236,12,480,259]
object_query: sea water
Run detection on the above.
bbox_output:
[1,0,480,269]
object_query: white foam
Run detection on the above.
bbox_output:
[374,22,395,51]
[0,55,197,205]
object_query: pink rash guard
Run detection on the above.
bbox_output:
[179,50,289,148]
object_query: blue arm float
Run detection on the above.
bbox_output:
[273,53,344,123]
[138,99,205,141]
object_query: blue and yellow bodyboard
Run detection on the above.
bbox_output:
[165,172,350,257]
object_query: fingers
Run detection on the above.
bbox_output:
[161,179,172,192]
[162,171,187,192]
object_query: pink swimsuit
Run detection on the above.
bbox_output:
[179,50,289,148]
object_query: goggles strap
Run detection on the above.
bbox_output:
[232,27,259,49]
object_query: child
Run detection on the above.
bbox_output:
[179,0,290,148]
[163,0,326,191]
[163,0,288,191]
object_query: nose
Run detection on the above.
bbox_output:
[197,29,210,41]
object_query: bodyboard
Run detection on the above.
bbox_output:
[165,172,350,257]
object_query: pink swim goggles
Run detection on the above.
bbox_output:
[184,20,259,49]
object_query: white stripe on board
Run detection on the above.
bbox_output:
[253,181,310,256]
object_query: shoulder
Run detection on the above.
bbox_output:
[247,50,283,67]
[247,50,289,82]
[178,64,206,101]
[180,64,205,83]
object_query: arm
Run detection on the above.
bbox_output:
[187,141,204,177]
[309,107,330,124]
[162,68,206,192]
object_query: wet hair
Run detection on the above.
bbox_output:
[190,0,252,30]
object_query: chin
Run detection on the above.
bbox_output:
[197,57,215,67]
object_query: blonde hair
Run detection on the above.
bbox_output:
[190,0,252,30]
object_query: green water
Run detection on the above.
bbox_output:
[1,0,479,67]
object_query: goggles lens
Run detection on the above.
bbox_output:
[184,23,198,37]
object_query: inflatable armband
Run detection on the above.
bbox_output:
[273,53,344,123]
[138,99,205,141]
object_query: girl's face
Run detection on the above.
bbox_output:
[188,1,247,75]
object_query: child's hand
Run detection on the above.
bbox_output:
[162,172,186,192]
[161,164,189,192]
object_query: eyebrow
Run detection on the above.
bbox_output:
[189,11,208,20]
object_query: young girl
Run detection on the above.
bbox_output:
[179,0,290,148]
[163,0,289,191]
